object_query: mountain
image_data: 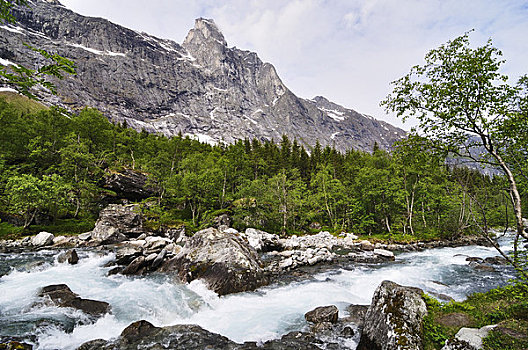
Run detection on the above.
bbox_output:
[1,0,406,152]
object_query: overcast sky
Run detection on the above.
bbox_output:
[59,0,528,130]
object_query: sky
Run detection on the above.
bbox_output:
[59,0,528,130]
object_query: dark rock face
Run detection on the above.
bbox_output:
[305,305,339,324]
[344,304,369,328]
[103,169,156,201]
[3,1,406,153]
[357,280,427,350]
[90,204,144,243]
[57,249,79,264]
[161,227,268,295]
[39,284,111,318]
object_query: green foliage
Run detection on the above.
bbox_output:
[424,283,528,350]
[0,94,519,241]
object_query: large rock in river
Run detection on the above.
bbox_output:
[357,280,427,350]
[90,204,144,244]
[39,284,111,318]
[161,227,268,295]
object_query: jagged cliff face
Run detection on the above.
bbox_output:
[1,0,406,152]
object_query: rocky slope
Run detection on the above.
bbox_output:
[1,0,406,152]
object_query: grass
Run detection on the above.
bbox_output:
[0,91,47,114]
[423,282,528,349]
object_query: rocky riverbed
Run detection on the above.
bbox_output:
[0,204,515,349]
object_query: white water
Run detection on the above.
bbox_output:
[0,238,516,349]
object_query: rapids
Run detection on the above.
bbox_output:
[0,236,516,349]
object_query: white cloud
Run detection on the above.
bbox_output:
[59,0,528,130]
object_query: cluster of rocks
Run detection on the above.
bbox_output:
[465,255,508,272]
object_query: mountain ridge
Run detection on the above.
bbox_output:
[1,0,406,152]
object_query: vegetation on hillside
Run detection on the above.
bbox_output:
[0,97,519,242]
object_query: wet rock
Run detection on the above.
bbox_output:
[121,256,146,275]
[305,305,339,324]
[161,227,268,295]
[39,284,110,318]
[57,249,79,265]
[103,169,155,201]
[115,245,143,265]
[151,248,167,269]
[357,280,427,350]
[442,325,496,350]
[341,326,355,337]
[76,320,240,350]
[466,257,483,263]
[470,262,496,272]
[31,231,54,247]
[373,248,395,261]
[483,256,507,265]
[91,204,144,244]
[310,321,334,335]
[344,304,369,328]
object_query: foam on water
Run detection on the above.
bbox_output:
[0,237,517,349]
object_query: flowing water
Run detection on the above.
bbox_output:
[0,236,517,349]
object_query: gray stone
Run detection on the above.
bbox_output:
[31,231,55,247]
[373,248,395,260]
[442,325,496,350]
[305,305,339,324]
[39,284,110,318]
[91,204,144,244]
[243,228,281,252]
[161,227,267,295]
[57,249,79,264]
[357,280,427,350]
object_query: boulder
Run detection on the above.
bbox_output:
[373,248,395,261]
[77,320,240,350]
[76,320,324,350]
[57,249,79,264]
[121,256,146,275]
[442,325,496,350]
[359,240,374,251]
[305,305,339,324]
[243,228,281,252]
[483,256,507,265]
[91,204,144,244]
[161,227,268,295]
[39,284,110,318]
[357,280,427,350]
[31,231,55,247]
[103,168,156,201]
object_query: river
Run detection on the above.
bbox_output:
[0,236,516,349]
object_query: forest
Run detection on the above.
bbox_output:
[0,94,521,241]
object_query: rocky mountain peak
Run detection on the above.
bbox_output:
[183,18,227,68]
[41,0,62,5]
[184,18,226,46]
[2,3,406,153]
